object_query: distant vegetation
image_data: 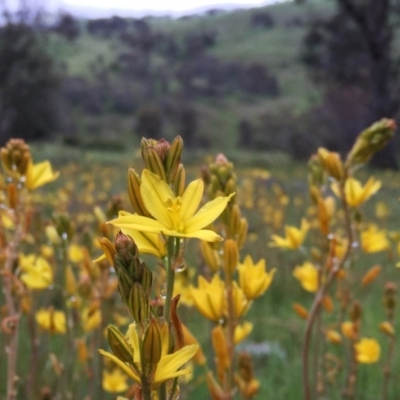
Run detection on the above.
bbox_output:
[1,0,400,166]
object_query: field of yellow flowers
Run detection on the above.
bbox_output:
[1,119,399,400]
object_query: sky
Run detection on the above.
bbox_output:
[3,0,281,17]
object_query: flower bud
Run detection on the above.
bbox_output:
[1,138,31,176]
[361,265,381,286]
[128,283,149,324]
[200,241,220,273]
[212,325,230,370]
[326,330,342,344]
[237,219,248,249]
[127,168,151,217]
[173,164,185,197]
[114,232,143,283]
[347,118,396,165]
[317,148,344,180]
[142,319,162,365]
[53,213,74,241]
[380,321,395,336]
[223,239,238,275]
[107,325,132,362]
[350,301,362,322]
[206,371,225,400]
[142,147,167,181]
[293,303,308,319]
[165,136,183,183]
[7,183,18,209]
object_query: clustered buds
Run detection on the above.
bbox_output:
[346,118,396,166]
[141,136,183,184]
[128,137,185,216]
[205,154,247,243]
[1,138,31,177]
[113,231,152,324]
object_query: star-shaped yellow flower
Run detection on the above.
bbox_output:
[293,262,319,293]
[190,275,225,322]
[102,369,128,393]
[270,218,309,250]
[25,159,59,190]
[36,308,66,334]
[20,254,53,289]
[109,170,234,242]
[361,225,389,253]
[238,255,276,300]
[332,177,381,207]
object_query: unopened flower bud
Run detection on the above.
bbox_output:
[165,136,183,183]
[347,118,396,165]
[293,303,308,319]
[1,138,31,176]
[142,319,162,365]
[350,301,362,322]
[142,147,166,181]
[317,148,344,180]
[107,324,132,362]
[128,283,149,324]
[127,168,151,217]
[173,164,185,197]
[223,239,239,275]
[114,232,143,283]
[361,265,381,286]
[379,321,395,336]
[200,241,220,273]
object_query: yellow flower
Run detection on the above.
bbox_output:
[232,282,249,318]
[354,338,380,364]
[102,369,128,393]
[82,306,102,332]
[181,324,206,365]
[20,254,53,289]
[25,159,59,190]
[270,218,309,249]
[36,308,66,334]
[190,275,225,322]
[238,255,276,300]
[234,322,253,344]
[293,262,319,293]
[68,244,85,263]
[109,170,234,242]
[99,323,198,388]
[332,177,381,207]
[361,226,389,253]
[341,321,357,340]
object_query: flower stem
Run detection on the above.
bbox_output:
[303,182,354,400]
[163,238,179,323]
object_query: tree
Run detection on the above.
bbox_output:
[0,16,61,142]
[302,0,400,169]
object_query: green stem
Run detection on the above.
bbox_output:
[141,377,152,400]
[162,238,180,323]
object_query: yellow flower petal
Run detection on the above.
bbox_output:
[293,262,319,292]
[185,193,235,233]
[25,160,59,190]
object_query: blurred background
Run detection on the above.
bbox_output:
[1,0,400,168]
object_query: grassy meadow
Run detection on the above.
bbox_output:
[1,138,399,399]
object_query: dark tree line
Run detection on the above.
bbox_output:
[302,0,400,168]
[0,18,61,143]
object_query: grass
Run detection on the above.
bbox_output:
[3,143,398,399]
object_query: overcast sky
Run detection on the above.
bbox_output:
[3,0,282,17]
